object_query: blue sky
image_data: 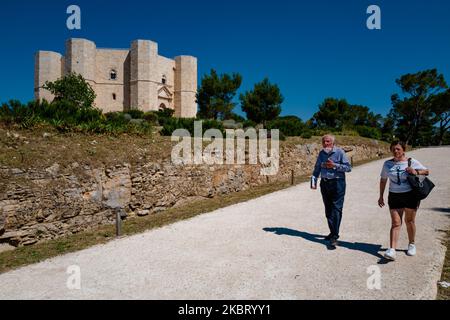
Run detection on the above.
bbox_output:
[1,0,449,120]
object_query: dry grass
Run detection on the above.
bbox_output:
[0,123,388,170]
[437,229,450,300]
[0,124,175,170]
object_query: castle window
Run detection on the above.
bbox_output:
[162,75,167,84]
[159,103,167,110]
[110,70,117,80]
[112,93,117,100]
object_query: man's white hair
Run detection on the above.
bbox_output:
[322,134,336,144]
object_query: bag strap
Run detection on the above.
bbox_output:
[408,158,419,177]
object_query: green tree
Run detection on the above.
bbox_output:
[310,98,382,132]
[240,78,283,126]
[380,111,396,142]
[197,69,242,120]
[266,115,306,137]
[430,89,450,145]
[43,73,96,109]
[310,98,349,130]
[350,104,382,128]
[227,112,246,123]
[389,69,448,146]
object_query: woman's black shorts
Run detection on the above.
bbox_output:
[388,191,420,210]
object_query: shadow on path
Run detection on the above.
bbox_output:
[430,207,450,214]
[263,227,390,262]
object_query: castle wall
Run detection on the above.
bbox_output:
[157,55,176,110]
[34,51,64,102]
[175,56,198,118]
[35,38,197,117]
[157,56,176,88]
[130,40,159,112]
[65,39,96,86]
[94,49,130,112]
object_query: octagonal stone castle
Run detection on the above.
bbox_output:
[34,38,198,118]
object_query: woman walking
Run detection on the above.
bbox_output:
[378,141,430,261]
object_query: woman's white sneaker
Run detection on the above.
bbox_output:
[384,248,396,261]
[407,244,416,256]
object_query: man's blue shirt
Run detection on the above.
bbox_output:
[312,147,352,179]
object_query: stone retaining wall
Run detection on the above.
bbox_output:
[0,142,389,246]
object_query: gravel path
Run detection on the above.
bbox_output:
[1,148,449,300]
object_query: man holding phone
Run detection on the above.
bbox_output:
[311,135,352,248]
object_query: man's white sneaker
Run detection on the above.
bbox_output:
[407,244,416,256]
[384,248,396,261]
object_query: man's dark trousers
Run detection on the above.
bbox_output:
[320,178,346,240]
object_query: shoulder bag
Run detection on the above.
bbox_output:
[407,158,435,201]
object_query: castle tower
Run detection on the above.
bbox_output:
[34,38,197,117]
[65,38,96,88]
[175,56,198,118]
[34,51,64,102]
[130,40,159,111]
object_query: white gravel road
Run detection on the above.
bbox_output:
[0,147,449,300]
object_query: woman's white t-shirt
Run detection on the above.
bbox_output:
[380,158,427,193]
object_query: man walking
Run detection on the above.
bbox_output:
[311,135,352,248]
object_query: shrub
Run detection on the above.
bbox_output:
[126,109,145,119]
[104,112,130,125]
[226,112,246,123]
[155,108,175,127]
[161,118,194,136]
[266,116,306,137]
[161,118,224,136]
[0,100,27,123]
[274,130,286,141]
[143,112,159,125]
[42,73,96,109]
[19,115,44,129]
[0,100,152,136]
[242,119,257,129]
[203,119,225,134]
[355,126,382,140]
[157,108,175,119]
[311,128,334,137]
[301,131,313,139]
[340,129,360,137]
[74,106,103,123]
